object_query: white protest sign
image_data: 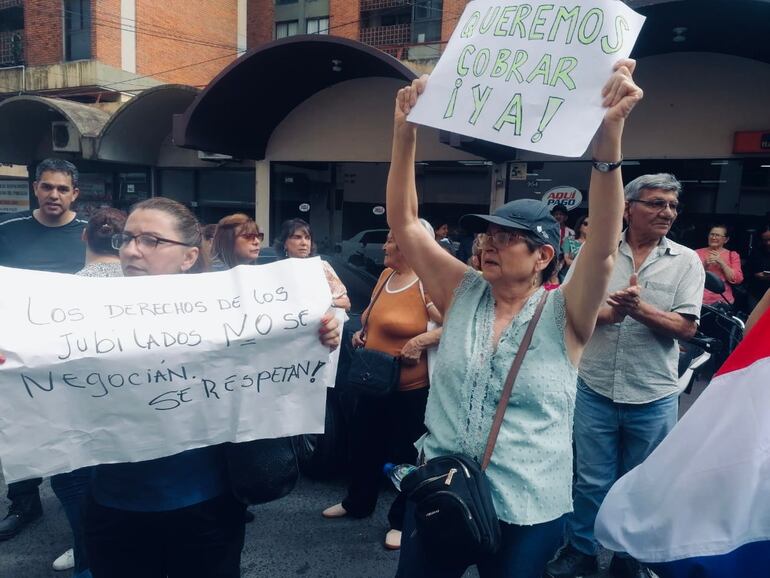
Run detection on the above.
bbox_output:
[0,258,340,483]
[408,0,645,157]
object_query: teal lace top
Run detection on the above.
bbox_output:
[417,269,577,525]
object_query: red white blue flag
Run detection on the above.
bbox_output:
[595,310,770,578]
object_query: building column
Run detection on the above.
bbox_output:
[255,160,270,241]
[490,162,507,210]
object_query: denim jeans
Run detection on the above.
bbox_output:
[51,467,92,577]
[567,378,678,556]
[396,500,565,578]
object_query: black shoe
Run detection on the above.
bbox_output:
[609,556,653,578]
[0,502,43,541]
[545,543,599,577]
[243,509,255,524]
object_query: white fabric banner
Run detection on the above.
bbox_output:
[407,0,645,157]
[0,258,341,483]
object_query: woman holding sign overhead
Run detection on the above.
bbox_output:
[386,60,642,577]
[78,198,341,578]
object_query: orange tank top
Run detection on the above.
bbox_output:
[362,269,431,391]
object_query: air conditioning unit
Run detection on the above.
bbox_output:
[51,121,80,153]
[197,150,233,162]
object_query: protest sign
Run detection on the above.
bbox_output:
[407,0,645,157]
[0,258,340,483]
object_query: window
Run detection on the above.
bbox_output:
[275,20,299,39]
[275,0,298,4]
[306,16,329,35]
[64,0,91,61]
[412,0,442,43]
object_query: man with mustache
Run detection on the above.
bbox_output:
[0,158,87,541]
[547,174,705,578]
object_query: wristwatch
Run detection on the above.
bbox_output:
[592,157,623,172]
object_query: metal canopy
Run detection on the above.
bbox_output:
[95,84,199,165]
[172,35,416,159]
[0,95,109,165]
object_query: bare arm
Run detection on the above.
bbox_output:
[562,60,643,359]
[627,305,697,340]
[386,77,467,315]
[400,327,443,366]
[746,288,770,334]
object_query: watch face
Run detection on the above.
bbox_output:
[596,162,610,172]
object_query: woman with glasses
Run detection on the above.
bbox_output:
[275,218,351,311]
[80,198,341,578]
[210,213,263,271]
[695,225,744,305]
[386,61,643,577]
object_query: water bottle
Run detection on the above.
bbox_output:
[383,462,417,491]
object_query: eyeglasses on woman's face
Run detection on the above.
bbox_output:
[112,232,192,251]
[479,229,530,247]
[239,232,263,242]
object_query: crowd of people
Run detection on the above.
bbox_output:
[0,59,768,578]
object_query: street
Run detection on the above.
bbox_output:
[0,380,705,578]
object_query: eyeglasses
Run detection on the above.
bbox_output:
[478,230,531,247]
[239,232,264,242]
[708,233,727,238]
[629,199,681,213]
[111,233,193,251]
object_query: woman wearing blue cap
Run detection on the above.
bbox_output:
[387,60,643,578]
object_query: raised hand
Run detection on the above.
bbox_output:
[601,59,643,124]
[394,74,429,139]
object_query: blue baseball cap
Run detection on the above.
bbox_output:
[459,199,561,252]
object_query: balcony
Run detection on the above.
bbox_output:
[0,30,23,67]
[0,0,23,9]
[360,0,410,12]
[359,23,411,51]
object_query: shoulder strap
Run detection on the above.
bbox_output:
[360,270,395,339]
[481,290,549,470]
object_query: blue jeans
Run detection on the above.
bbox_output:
[51,467,93,578]
[567,378,678,556]
[396,500,565,577]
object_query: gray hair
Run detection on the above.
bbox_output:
[35,158,79,189]
[624,173,681,201]
[418,218,435,239]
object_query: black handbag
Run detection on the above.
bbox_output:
[225,436,300,505]
[401,292,549,568]
[346,272,401,397]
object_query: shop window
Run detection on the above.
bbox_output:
[275,20,299,39]
[64,0,91,61]
[306,16,329,34]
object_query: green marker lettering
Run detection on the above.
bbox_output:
[578,8,604,45]
[444,78,463,119]
[491,49,512,78]
[547,5,580,44]
[457,44,475,76]
[505,49,529,83]
[461,11,480,38]
[529,4,554,40]
[493,93,523,135]
[601,15,629,54]
[509,4,533,38]
[469,85,493,125]
[549,56,578,90]
[526,53,552,85]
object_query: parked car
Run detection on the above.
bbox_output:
[335,229,388,277]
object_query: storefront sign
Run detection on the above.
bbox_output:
[407,0,645,157]
[542,186,582,209]
[0,258,341,482]
[733,130,770,153]
[372,205,385,215]
[0,180,30,213]
[299,203,310,212]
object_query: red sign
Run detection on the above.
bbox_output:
[733,131,770,154]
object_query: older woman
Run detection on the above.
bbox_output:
[275,218,351,311]
[695,224,744,305]
[77,198,340,578]
[49,207,127,577]
[210,213,263,271]
[322,221,442,550]
[387,61,642,577]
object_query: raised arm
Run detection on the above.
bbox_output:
[386,77,467,314]
[562,60,643,353]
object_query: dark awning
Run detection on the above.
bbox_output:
[94,84,199,165]
[172,35,416,159]
[0,95,109,164]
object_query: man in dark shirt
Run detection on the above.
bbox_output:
[0,158,87,541]
[747,225,770,308]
